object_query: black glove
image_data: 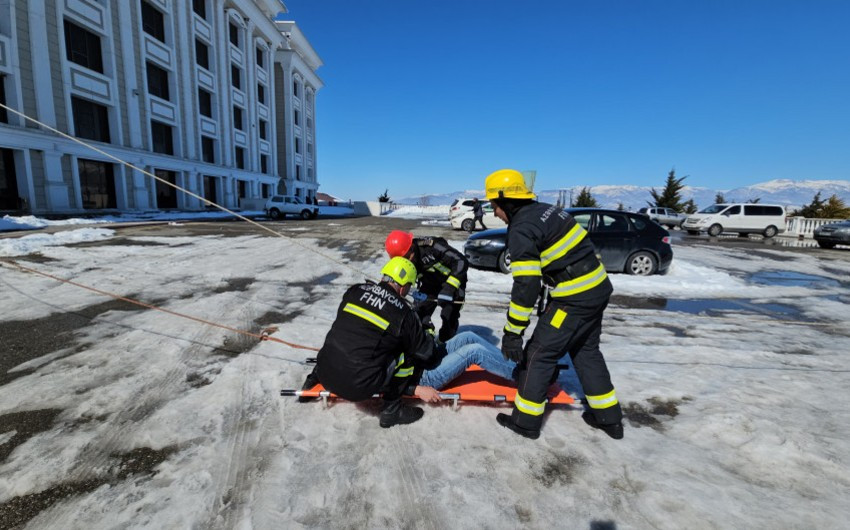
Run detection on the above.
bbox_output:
[501,332,524,362]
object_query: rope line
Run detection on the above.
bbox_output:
[0,258,319,352]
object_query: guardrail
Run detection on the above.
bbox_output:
[783,216,846,238]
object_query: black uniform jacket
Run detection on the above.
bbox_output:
[316,281,438,401]
[413,237,468,290]
[504,202,613,334]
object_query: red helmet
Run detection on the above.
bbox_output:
[385,230,414,257]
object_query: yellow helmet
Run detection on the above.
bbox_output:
[380,257,418,287]
[484,169,536,200]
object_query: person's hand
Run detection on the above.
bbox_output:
[415,385,442,403]
[501,332,524,362]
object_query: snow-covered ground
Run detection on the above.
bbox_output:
[1,215,849,528]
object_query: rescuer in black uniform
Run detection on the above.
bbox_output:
[485,169,624,440]
[313,257,442,428]
[385,230,469,342]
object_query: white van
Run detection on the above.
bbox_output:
[682,203,787,238]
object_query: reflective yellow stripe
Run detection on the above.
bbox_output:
[446,275,461,289]
[397,353,405,366]
[540,224,587,267]
[395,366,414,377]
[508,301,533,322]
[550,308,567,329]
[514,392,547,416]
[550,264,607,298]
[510,260,542,277]
[343,303,389,330]
[429,263,451,276]
[504,322,526,334]
[586,389,618,409]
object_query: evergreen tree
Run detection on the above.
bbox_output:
[747,197,761,203]
[819,194,850,219]
[715,192,726,204]
[796,192,824,218]
[573,187,599,207]
[648,169,686,210]
[617,202,625,211]
[378,189,390,203]
[683,199,698,214]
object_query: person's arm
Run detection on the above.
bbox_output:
[413,385,441,403]
[401,311,441,369]
[504,223,542,337]
[434,240,468,303]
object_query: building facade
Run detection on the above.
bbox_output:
[0,0,322,214]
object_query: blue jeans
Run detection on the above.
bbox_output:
[419,331,517,390]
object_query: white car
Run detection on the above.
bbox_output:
[448,197,507,231]
[264,195,318,220]
[682,203,786,238]
[638,207,686,229]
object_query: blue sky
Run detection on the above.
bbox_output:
[282,0,850,201]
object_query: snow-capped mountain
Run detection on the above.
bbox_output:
[395,179,850,211]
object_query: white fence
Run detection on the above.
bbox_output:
[783,217,846,238]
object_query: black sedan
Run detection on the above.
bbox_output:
[813,220,850,249]
[464,208,673,276]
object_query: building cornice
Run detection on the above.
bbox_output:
[274,21,323,71]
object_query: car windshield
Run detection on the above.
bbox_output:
[700,204,728,214]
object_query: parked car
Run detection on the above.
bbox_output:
[638,207,686,229]
[813,220,850,249]
[449,197,507,231]
[464,208,673,275]
[682,203,786,237]
[264,195,318,220]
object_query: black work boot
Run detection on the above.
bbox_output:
[582,411,624,440]
[496,413,540,440]
[379,400,424,428]
[297,370,320,403]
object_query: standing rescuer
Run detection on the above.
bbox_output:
[314,257,442,427]
[384,230,469,342]
[485,168,624,440]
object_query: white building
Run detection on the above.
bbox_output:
[0,0,322,214]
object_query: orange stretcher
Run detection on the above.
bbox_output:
[280,365,575,410]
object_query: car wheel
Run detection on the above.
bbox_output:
[817,240,835,249]
[626,251,657,276]
[300,209,312,220]
[269,208,281,220]
[498,250,511,274]
[763,225,778,238]
[687,230,700,235]
[461,218,475,232]
[707,224,723,237]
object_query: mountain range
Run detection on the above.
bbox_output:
[395,179,850,211]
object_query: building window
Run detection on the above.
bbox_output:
[229,21,239,47]
[257,83,265,105]
[63,20,103,73]
[307,167,313,180]
[238,180,247,198]
[78,159,116,209]
[140,1,166,43]
[198,88,212,118]
[259,119,267,140]
[295,138,301,154]
[256,47,264,68]
[0,77,7,123]
[146,62,170,101]
[71,96,111,143]
[295,165,301,180]
[155,169,178,209]
[260,155,268,174]
[307,143,313,155]
[294,110,300,126]
[201,136,215,163]
[262,184,271,198]
[192,0,206,19]
[195,39,210,70]
[307,118,313,131]
[151,120,174,155]
[293,80,299,98]
[235,147,245,169]
[233,107,243,131]
[231,64,241,89]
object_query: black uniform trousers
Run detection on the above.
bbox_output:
[416,281,466,342]
[512,292,622,431]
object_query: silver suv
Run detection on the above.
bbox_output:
[638,207,685,229]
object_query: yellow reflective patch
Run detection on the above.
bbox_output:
[550,309,567,329]
[586,389,618,409]
[343,303,390,330]
[514,393,547,416]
